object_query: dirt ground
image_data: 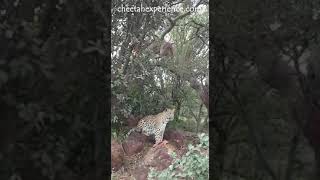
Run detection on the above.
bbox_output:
[111,131,199,180]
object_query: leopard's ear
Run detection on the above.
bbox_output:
[166,107,174,111]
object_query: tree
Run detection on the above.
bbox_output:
[0,0,109,179]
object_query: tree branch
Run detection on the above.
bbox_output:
[160,0,203,40]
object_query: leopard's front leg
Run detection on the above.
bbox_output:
[153,129,167,148]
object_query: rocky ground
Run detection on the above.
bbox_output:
[111,129,199,180]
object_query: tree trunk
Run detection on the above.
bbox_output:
[174,100,182,121]
[285,133,299,180]
[189,78,209,110]
[196,104,203,133]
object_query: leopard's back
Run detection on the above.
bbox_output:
[137,115,158,136]
[137,108,175,137]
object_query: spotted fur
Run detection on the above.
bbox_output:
[127,108,175,144]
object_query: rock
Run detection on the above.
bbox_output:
[132,166,149,180]
[122,132,147,156]
[111,139,124,171]
[126,115,143,127]
[143,145,173,171]
[164,129,185,148]
[165,143,178,154]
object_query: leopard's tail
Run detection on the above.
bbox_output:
[126,128,137,138]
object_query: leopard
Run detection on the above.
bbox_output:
[126,108,175,148]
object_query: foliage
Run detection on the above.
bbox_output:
[212,0,320,179]
[111,0,209,133]
[0,0,108,179]
[148,133,209,180]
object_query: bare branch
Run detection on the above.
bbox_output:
[160,0,204,40]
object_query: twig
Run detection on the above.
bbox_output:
[160,0,204,40]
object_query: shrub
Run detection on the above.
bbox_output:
[148,133,209,180]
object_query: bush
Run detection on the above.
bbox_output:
[148,133,209,180]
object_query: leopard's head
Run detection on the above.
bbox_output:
[164,108,175,121]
